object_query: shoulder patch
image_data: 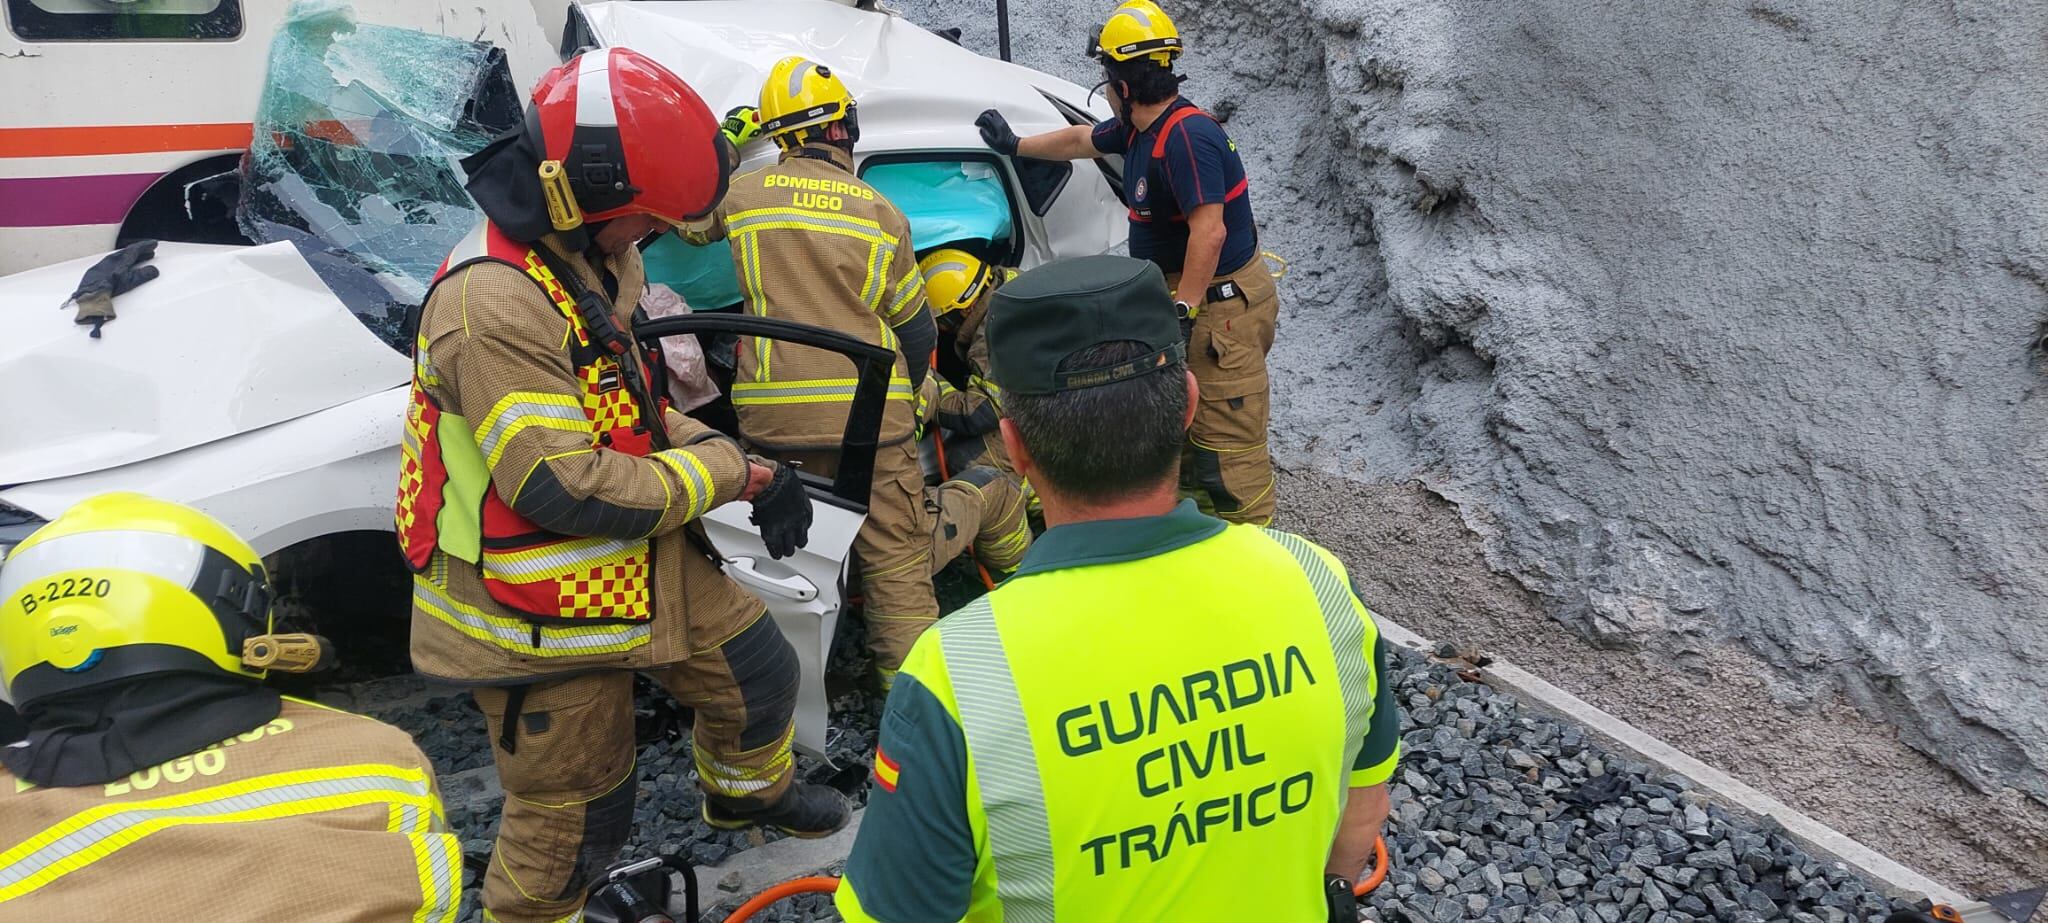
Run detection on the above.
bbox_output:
[873,744,901,792]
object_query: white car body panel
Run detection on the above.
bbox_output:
[583,0,1128,264]
[701,497,864,757]
[1,388,407,557]
[1030,155,1129,263]
[584,1,1106,150]
[0,242,410,486]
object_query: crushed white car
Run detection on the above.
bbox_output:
[0,0,1124,754]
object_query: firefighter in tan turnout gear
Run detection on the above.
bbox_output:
[691,57,1032,687]
[0,493,462,920]
[396,49,847,923]
[917,248,1032,505]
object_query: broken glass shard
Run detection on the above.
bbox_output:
[237,0,519,348]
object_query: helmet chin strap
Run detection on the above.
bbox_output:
[1095,64,1135,125]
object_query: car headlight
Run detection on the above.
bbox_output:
[0,501,45,566]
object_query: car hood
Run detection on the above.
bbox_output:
[0,242,411,486]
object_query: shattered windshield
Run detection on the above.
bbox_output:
[236,0,519,349]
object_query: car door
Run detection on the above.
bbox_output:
[634,313,894,759]
[1033,91,1130,260]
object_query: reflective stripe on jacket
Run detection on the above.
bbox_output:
[398,222,665,624]
[690,147,925,451]
[0,698,459,921]
[401,223,759,679]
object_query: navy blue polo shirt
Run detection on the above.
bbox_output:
[1091,98,1259,277]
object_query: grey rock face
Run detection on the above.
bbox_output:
[898,0,2048,801]
[1314,0,2048,803]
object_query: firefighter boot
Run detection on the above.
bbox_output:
[703,781,852,838]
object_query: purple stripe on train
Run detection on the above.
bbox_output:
[0,173,164,228]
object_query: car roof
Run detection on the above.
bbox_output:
[581,0,1106,156]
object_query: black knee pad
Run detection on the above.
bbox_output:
[1191,447,1241,514]
[950,464,1002,490]
[721,614,801,751]
[563,769,637,900]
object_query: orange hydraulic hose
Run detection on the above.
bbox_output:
[721,876,841,922]
[717,839,1379,916]
[1352,835,1391,897]
[718,844,1378,920]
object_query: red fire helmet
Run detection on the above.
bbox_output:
[528,47,731,225]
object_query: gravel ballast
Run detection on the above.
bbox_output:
[358,623,1913,922]
[1362,650,1906,923]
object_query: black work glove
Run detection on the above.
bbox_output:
[976,108,1019,156]
[67,239,159,338]
[748,459,812,560]
[1325,875,1357,923]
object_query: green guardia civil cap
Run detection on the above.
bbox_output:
[985,255,1185,396]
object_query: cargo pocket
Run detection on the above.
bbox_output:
[1186,372,1275,523]
[1194,323,1269,402]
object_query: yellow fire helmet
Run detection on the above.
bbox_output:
[1093,0,1183,66]
[918,248,1002,316]
[758,55,859,150]
[0,493,273,709]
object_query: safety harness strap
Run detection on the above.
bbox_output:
[1148,104,1210,159]
[1127,106,1248,225]
[497,685,531,755]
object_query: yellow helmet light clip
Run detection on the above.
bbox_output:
[539,159,585,232]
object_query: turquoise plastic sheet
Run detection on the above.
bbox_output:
[862,160,1014,253]
[644,234,743,310]
[646,160,1016,310]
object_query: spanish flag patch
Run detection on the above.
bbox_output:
[873,746,901,793]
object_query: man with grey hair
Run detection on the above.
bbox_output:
[835,255,1399,921]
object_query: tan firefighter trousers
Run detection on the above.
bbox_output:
[774,438,1031,680]
[1170,259,1280,525]
[470,612,799,923]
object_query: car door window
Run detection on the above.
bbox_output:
[6,0,241,41]
[1011,158,1073,217]
[644,234,743,313]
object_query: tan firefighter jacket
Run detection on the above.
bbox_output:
[0,697,460,920]
[686,144,927,451]
[405,230,762,684]
[928,283,1014,461]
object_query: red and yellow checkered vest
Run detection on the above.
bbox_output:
[394,222,657,623]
